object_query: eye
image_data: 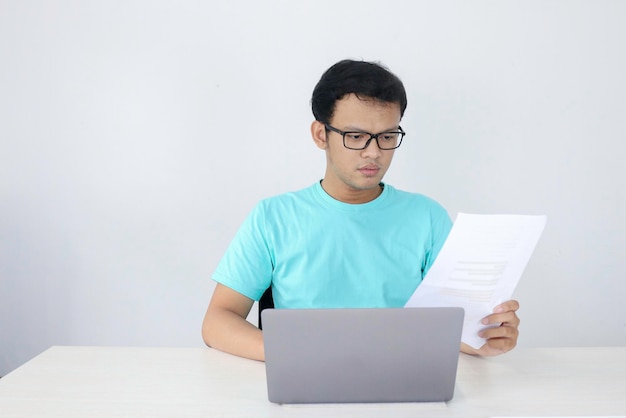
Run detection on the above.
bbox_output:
[381,133,398,141]
[346,133,366,141]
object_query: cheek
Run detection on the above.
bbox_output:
[382,152,395,166]
[328,147,353,167]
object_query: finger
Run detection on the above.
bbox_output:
[480,323,518,340]
[485,337,517,354]
[482,307,520,324]
[493,299,519,313]
[482,311,520,326]
[475,337,516,356]
[481,334,518,355]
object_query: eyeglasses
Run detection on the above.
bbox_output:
[324,124,405,150]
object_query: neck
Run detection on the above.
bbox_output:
[320,180,383,204]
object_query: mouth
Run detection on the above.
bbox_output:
[358,165,380,177]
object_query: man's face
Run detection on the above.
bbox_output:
[312,93,402,204]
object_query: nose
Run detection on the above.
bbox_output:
[361,137,382,158]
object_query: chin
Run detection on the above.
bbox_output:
[353,179,383,191]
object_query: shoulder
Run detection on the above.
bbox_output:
[382,184,452,235]
[251,183,320,217]
[383,184,448,214]
[259,183,319,206]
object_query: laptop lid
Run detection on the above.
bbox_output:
[262,307,464,404]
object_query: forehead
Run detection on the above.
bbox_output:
[331,94,401,128]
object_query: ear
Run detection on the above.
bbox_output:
[311,120,328,150]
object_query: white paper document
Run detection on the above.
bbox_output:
[405,213,547,349]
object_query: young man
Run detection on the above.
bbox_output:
[202,59,520,361]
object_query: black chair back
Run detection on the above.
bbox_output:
[257,287,274,330]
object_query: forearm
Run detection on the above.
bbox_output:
[202,307,265,361]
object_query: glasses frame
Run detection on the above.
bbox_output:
[324,124,405,150]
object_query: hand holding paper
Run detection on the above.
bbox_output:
[405,213,547,349]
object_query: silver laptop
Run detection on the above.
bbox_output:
[262,307,464,404]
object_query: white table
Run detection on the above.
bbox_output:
[0,346,625,417]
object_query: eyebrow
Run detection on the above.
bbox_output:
[342,125,401,133]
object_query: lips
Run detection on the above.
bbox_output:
[359,165,380,176]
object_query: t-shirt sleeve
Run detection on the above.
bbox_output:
[211,202,274,301]
[422,202,453,277]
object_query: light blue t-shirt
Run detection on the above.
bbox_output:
[212,182,452,309]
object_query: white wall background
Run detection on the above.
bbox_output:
[1,0,625,376]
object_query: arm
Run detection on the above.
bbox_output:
[202,283,265,361]
[460,300,520,356]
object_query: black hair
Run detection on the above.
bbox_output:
[311,59,407,124]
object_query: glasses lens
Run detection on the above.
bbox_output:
[340,130,404,150]
[377,132,403,149]
[343,132,371,149]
